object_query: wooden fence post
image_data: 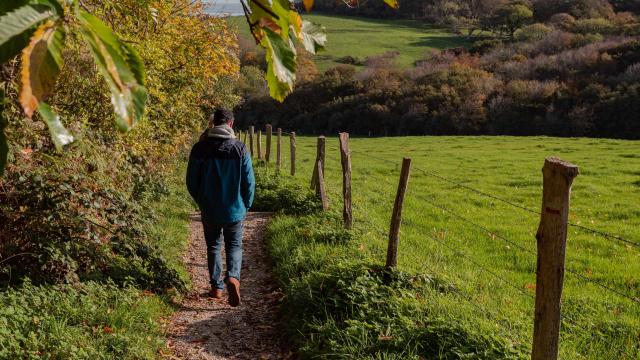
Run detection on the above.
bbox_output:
[249,126,254,158]
[339,133,353,229]
[290,132,296,176]
[311,136,326,190]
[265,124,272,163]
[257,130,262,160]
[386,158,412,269]
[277,128,282,172]
[317,161,329,211]
[532,157,579,360]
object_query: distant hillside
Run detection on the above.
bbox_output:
[228,14,473,70]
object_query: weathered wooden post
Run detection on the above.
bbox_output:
[257,130,263,160]
[311,136,326,190]
[249,126,254,158]
[276,128,282,172]
[265,124,272,163]
[339,133,353,229]
[317,161,329,211]
[290,132,296,176]
[532,157,579,360]
[386,158,412,269]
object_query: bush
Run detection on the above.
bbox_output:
[0,167,185,293]
[336,55,364,66]
[252,166,320,215]
[549,13,577,30]
[515,23,553,41]
[573,18,616,35]
[470,39,503,55]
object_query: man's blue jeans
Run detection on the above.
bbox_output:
[202,219,243,290]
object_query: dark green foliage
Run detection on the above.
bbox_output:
[470,38,504,55]
[252,165,321,215]
[0,164,185,293]
[336,55,365,66]
[295,212,353,245]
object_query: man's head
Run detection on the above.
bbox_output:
[211,108,234,127]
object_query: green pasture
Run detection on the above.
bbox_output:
[253,134,640,358]
[228,14,473,70]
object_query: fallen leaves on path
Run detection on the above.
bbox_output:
[167,213,292,360]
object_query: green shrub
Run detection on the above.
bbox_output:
[549,13,577,30]
[515,23,553,41]
[252,166,320,215]
[572,18,616,35]
[336,55,365,66]
[0,169,185,293]
[0,281,169,359]
[469,39,503,55]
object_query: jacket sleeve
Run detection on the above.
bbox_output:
[240,148,255,210]
[186,145,202,201]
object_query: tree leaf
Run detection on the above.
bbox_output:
[19,20,64,118]
[383,0,399,9]
[37,102,74,151]
[303,0,314,12]
[301,20,327,54]
[262,28,296,102]
[77,10,147,131]
[0,3,58,63]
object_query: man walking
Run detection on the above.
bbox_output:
[186,109,255,307]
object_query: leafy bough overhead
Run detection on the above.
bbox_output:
[0,0,399,176]
[240,0,398,102]
[0,0,147,175]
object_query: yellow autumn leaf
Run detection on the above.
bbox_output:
[19,20,63,119]
[384,0,399,9]
[303,0,314,12]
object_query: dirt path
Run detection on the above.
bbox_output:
[167,212,292,360]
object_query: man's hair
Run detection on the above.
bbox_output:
[212,108,234,126]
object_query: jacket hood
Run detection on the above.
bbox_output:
[208,124,236,139]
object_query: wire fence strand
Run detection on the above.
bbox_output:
[351,149,640,250]
[420,227,536,300]
[351,149,640,305]
[254,136,640,305]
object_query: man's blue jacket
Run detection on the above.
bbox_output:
[186,134,255,224]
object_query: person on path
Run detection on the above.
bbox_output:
[186,109,255,307]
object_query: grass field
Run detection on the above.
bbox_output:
[228,14,473,70]
[253,134,640,358]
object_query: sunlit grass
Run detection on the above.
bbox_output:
[259,134,640,359]
[228,14,473,70]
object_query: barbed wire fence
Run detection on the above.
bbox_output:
[240,126,639,359]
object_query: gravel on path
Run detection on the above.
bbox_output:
[167,212,292,360]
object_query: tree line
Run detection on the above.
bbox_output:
[235,2,640,139]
